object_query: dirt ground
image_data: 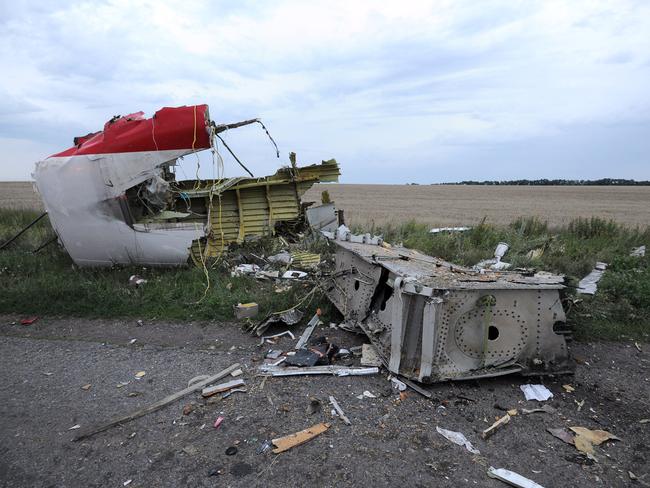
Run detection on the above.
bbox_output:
[0,315,647,487]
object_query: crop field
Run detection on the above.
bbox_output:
[3,181,650,228]
[305,183,650,227]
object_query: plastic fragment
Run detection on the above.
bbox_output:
[436,426,480,455]
[520,384,553,401]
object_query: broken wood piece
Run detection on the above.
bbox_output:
[258,365,379,377]
[73,363,241,441]
[482,414,511,439]
[271,422,330,453]
[329,396,351,425]
[295,309,321,349]
[201,379,246,397]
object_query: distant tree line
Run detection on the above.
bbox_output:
[436,178,650,186]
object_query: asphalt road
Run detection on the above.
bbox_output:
[0,315,648,487]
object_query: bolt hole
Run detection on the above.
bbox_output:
[488,326,499,341]
[354,280,360,291]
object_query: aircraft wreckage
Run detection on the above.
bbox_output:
[33,103,572,382]
[324,232,573,382]
[33,104,339,266]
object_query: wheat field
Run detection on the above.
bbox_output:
[2,181,649,227]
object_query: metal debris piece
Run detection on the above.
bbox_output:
[547,427,575,445]
[326,239,572,383]
[295,310,321,349]
[267,251,292,265]
[232,264,260,277]
[271,423,330,453]
[128,275,147,287]
[487,467,545,488]
[476,242,511,270]
[360,343,382,367]
[258,365,379,377]
[390,377,407,392]
[201,379,246,398]
[429,226,471,234]
[253,309,304,337]
[258,330,296,346]
[291,251,321,269]
[631,245,646,257]
[234,302,259,320]
[522,405,556,415]
[577,262,607,295]
[482,414,511,439]
[73,363,241,441]
[282,270,308,279]
[436,426,480,455]
[329,396,351,425]
[520,384,553,401]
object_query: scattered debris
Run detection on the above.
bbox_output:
[213,416,224,429]
[135,371,146,379]
[390,377,407,392]
[577,262,607,295]
[522,405,556,415]
[222,388,247,399]
[187,375,210,387]
[436,426,480,455]
[258,330,295,346]
[73,363,240,441]
[232,264,261,277]
[182,404,194,416]
[520,384,553,401]
[487,467,545,488]
[295,309,322,349]
[20,317,38,326]
[630,245,646,257]
[271,423,330,453]
[429,226,471,234]
[282,270,308,279]
[259,365,379,377]
[230,368,243,377]
[68,424,81,430]
[225,446,238,456]
[356,390,377,399]
[635,342,642,352]
[267,251,292,265]
[482,414,511,439]
[569,427,620,445]
[81,384,92,391]
[329,396,351,425]
[257,440,273,454]
[360,343,382,367]
[234,302,259,320]
[128,275,147,287]
[123,480,132,487]
[476,242,511,270]
[201,379,246,398]
[290,250,321,269]
[306,397,322,415]
[562,384,575,393]
[526,248,544,260]
[400,377,434,399]
[207,467,223,477]
[253,309,304,337]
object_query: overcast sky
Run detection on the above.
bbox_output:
[1,0,649,183]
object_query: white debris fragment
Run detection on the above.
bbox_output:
[123,480,132,487]
[68,424,81,430]
[390,377,407,392]
[520,384,553,401]
[475,242,511,270]
[436,426,480,455]
[630,245,646,257]
[487,467,545,488]
[281,270,308,279]
[429,226,471,234]
[267,250,292,265]
[231,264,260,277]
[356,390,377,399]
[577,262,607,295]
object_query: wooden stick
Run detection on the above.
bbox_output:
[73,363,240,441]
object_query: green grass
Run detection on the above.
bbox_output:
[1,209,648,341]
[361,217,649,341]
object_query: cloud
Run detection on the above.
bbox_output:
[0,0,649,182]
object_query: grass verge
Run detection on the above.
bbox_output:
[1,209,648,341]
